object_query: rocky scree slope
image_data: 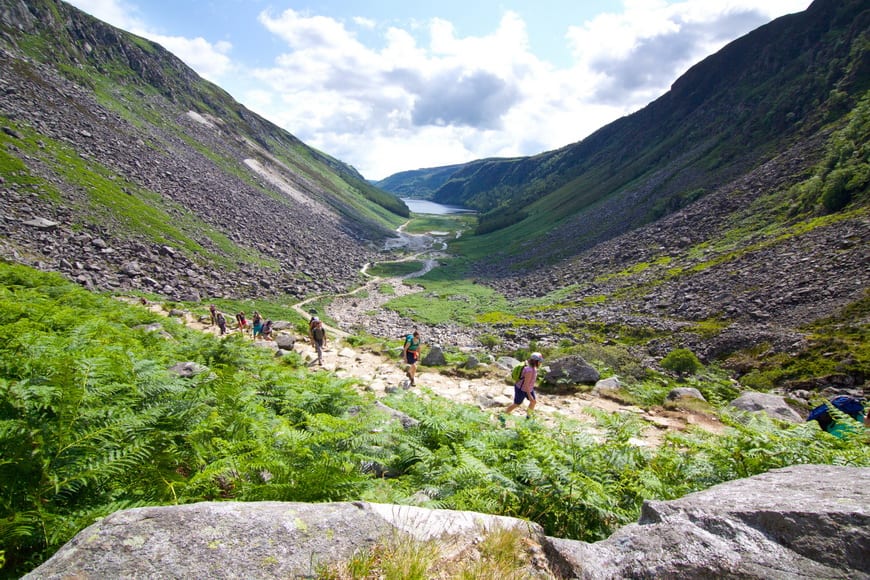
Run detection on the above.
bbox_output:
[0,0,402,301]
[485,135,868,374]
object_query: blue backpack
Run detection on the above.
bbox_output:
[807,396,864,431]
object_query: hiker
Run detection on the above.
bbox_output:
[235,311,248,333]
[807,396,867,438]
[402,329,422,386]
[261,319,273,341]
[251,311,263,338]
[309,318,327,365]
[215,311,227,335]
[502,352,544,421]
[208,304,217,326]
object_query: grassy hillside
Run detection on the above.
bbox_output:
[7,0,407,224]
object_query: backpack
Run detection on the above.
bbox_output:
[807,396,864,431]
[511,364,525,384]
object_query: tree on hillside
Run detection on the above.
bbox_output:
[661,348,703,379]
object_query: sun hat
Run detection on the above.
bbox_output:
[530,352,543,361]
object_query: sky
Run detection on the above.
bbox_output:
[65,0,811,181]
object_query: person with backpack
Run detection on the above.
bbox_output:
[806,396,866,437]
[309,318,327,366]
[251,311,263,339]
[208,304,217,326]
[235,311,248,333]
[215,311,227,335]
[402,329,422,386]
[501,352,544,423]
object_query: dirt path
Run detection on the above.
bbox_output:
[123,218,724,445]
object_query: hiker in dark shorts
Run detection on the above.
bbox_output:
[309,318,326,365]
[402,329,422,386]
[261,319,273,340]
[216,311,227,335]
[235,311,248,333]
[502,352,543,421]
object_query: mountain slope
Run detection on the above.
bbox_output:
[0,0,407,300]
[381,0,867,255]
[377,0,869,391]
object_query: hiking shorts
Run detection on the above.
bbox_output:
[405,351,418,364]
[513,385,536,404]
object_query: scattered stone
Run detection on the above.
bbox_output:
[666,387,706,402]
[464,355,480,369]
[592,376,622,396]
[274,333,295,351]
[168,361,209,378]
[22,217,58,230]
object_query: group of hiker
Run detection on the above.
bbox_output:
[207,305,546,418]
[208,305,272,339]
[205,302,867,431]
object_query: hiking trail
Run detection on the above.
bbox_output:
[129,220,724,443]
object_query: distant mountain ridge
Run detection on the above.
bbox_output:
[374,163,470,200]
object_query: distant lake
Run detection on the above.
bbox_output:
[402,198,475,215]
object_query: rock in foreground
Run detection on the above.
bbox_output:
[547,464,869,579]
[25,465,869,579]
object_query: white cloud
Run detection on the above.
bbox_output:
[145,34,234,81]
[65,0,812,180]
[250,9,553,178]
[566,0,810,106]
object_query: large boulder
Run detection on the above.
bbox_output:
[24,502,547,579]
[542,355,600,387]
[421,344,447,366]
[666,387,706,402]
[729,391,803,423]
[547,464,870,579]
[274,332,295,351]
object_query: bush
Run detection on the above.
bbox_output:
[661,348,703,377]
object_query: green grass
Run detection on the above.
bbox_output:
[403,214,476,235]
[368,261,426,278]
[383,280,511,325]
